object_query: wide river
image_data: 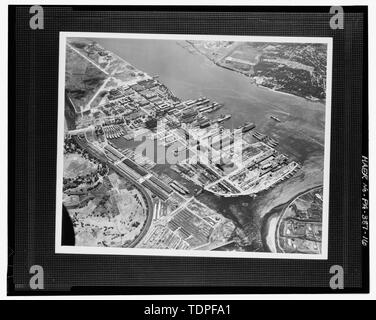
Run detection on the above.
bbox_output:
[93,38,325,133]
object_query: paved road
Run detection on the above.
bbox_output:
[67,43,109,75]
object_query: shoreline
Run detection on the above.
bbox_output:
[185,41,325,104]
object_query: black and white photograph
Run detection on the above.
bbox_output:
[5,1,372,298]
[57,33,332,259]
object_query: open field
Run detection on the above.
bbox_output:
[65,46,107,111]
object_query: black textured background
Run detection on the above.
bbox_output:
[8,5,368,294]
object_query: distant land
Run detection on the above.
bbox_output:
[185,40,327,101]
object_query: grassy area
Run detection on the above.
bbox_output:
[65,46,107,111]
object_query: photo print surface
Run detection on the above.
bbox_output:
[56,33,332,259]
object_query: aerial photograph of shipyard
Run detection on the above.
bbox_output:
[59,34,330,257]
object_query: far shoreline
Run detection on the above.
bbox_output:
[185,41,326,104]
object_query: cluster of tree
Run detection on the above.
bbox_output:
[254,62,325,99]
[63,137,109,192]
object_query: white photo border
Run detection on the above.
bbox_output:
[56,32,332,260]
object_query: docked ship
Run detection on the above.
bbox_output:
[184,99,196,107]
[253,131,279,147]
[237,121,256,133]
[253,131,267,141]
[198,102,223,113]
[198,119,211,129]
[194,97,210,107]
[266,138,279,148]
[207,102,223,113]
[215,114,232,123]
